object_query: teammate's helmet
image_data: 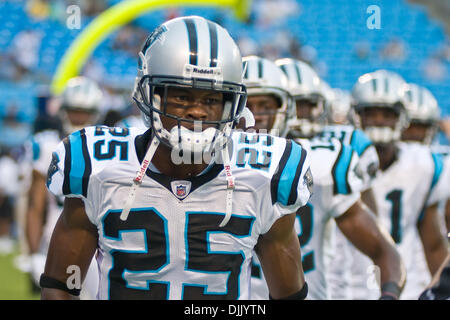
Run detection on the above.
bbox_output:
[275,58,325,138]
[132,16,247,154]
[242,55,294,137]
[59,76,102,134]
[318,79,335,121]
[403,83,440,144]
[327,88,354,125]
[351,69,409,144]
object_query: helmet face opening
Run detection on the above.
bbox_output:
[355,105,407,145]
[246,92,286,133]
[136,74,246,127]
[135,74,247,151]
[351,70,411,145]
[242,55,294,136]
[58,76,102,134]
[401,120,437,145]
[286,94,327,138]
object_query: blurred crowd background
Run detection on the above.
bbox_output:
[0,0,449,297]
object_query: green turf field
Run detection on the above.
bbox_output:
[0,249,40,300]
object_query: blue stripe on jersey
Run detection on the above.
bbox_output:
[350,129,372,156]
[31,137,40,161]
[69,131,86,196]
[333,144,353,195]
[417,152,445,223]
[278,141,303,206]
[430,152,444,191]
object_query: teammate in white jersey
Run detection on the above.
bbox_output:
[247,56,405,300]
[400,82,450,298]
[41,16,312,300]
[401,83,449,236]
[318,85,381,300]
[25,76,102,299]
[352,69,449,299]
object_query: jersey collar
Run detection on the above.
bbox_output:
[134,128,224,198]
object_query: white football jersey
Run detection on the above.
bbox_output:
[0,155,20,197]
[428,144,450,206]
[26,129,64,252]
[320,125,380,300]
[251,136,363,300]
[26,129,99,299]
[115,115,147,130]
[371,142,447,299]
[47,126,312,300]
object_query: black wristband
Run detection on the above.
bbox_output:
[379,282,401,300]
[39,274,81,296]
[269,282,308,300]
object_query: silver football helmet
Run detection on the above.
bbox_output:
[242,55,294,137]
[327,88,354,125]
[59,76,102,134]
[403,83,440,144]
[275,58,325,138]
[132,16,247,155]
[352,69,409,144]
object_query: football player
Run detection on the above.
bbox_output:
[401,83,449,234]
[25,76,102,299]
[0,147,20,254]
[401,83,441,145]
[401,83,450,296]
[352,69,449,299]
[318,84,381,300]
[40,16,312,300]
[249,57,405,300]
[242,55,294,137]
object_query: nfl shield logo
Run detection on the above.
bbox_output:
[171,180,192,200]
[176,185,186,198]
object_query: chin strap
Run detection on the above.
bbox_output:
[121,136,160,221]
[219,126,234,228]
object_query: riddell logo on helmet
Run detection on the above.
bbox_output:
[184,64,222,81]
[192,67,214,75]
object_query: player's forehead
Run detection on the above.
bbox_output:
[247,94,278,103]
[408,121,431,129]
[165,87,223,98]
[296,98,318,107]
[362,106,398,117]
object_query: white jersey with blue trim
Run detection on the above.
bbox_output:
[26,129,99,299]
[428,144,450,205]
[115,115,147,130]
[320,125,380,300]
[28,130,62,177]
[320,125,379,190]
[251,136,363,300]
[429,144,450,242]
[26,129,64,252]
[371,142,446,299]
[47,126,312,300]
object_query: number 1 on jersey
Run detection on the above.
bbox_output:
[386,189,403,244]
